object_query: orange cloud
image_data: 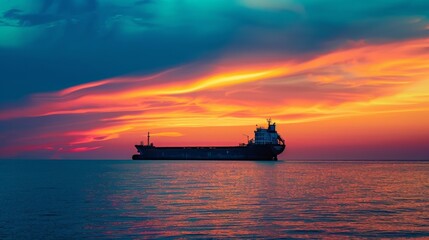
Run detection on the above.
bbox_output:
[1,37,429,158]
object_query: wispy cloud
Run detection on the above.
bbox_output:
[1,37,429,158]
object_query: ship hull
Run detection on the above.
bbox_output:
[132,144,285,161]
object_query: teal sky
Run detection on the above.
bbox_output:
[1,0,428,102]
[1,0,429,159]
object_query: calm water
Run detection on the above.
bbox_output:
[1,160,428,239]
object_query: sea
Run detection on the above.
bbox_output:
[1,160,428,239]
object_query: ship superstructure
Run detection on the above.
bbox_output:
[132,119,286,161]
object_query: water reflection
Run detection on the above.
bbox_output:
[92,161,429,238]
[1,160,429,238]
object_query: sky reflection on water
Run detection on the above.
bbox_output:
[1,160,428,239]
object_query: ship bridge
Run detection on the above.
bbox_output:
[254,119,285,145]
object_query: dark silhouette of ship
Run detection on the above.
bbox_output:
[132,119,286,161]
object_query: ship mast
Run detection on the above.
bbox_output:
[147,132,150,146]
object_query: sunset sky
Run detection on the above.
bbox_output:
[1,0,429,160]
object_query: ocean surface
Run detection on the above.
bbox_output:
[1,160,428,239]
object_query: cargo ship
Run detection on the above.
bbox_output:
[132,119,285,161]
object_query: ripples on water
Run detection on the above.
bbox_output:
[1,160,428,239]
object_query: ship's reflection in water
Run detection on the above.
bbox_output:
[1,160,429,239]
